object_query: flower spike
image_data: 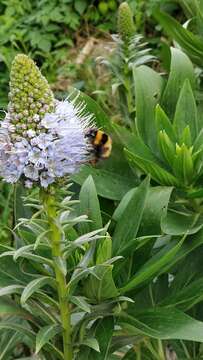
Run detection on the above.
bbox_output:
[0,54,95,188]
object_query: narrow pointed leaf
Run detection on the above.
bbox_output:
[154,9,203,67]
[70,296,91,313]
[79,175,102,234]
[35,324,61,354]
[21,276,56,305]
[161,47,195,118]
[120,236,185,293]
[80,338,100,352]
[133,65,163,151]
[112,177,150,256]
[173,79,197,141]
[120,307,203,342]
[125,149,179,186]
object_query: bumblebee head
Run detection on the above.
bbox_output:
[85,128,98,140]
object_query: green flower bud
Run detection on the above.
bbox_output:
[8,54,54,137]
[117,2,135,41]
[182,144,194,184]
[180,125,192,148]
[173,143,194,185]
[158,130,175,168]
[98,1,108,15]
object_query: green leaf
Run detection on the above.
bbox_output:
[74,0,88,14]
[81,338,100,352]
[0,247,31,286]
[96,235,112,264]
[72,165,137,201]
[84,264,119,301]
[120,307,203,342]
[186,187,203,198]
[0,322,35,341]
[91,317,114,359]
[72,228,105,247]
[13,251,53,268]
[161,277,203,311]
[38,38,51,52]
[139,186,173,236]
[0,298,28,318]
[173,79,197,141]
[113,123,154,157]
[13,244,34,261]
[21,276,56,305]
[161,210,203,235]
[125,149,179,186]
[120,236,185,293]
[79,175,102,234]
[112,177,150,256]
[122,349,137,359]
[70,295,91,313]
[133,65,163,151]
[112,188,136,223]
[35,324,61,354]
[155,105,176,142]
[163,228,203,274]
[154,9,203,67]
[161,47,195,119]
[0,331,23,360]
[13,183,32,224]
[0,284,23,297]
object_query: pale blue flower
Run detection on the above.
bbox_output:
[0,98,94,187]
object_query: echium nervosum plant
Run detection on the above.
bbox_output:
[99,2,155,127]
[0,54,120,359]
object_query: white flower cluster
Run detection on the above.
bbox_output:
[0,99,94,188]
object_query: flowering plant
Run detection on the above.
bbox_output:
[3,3,203,358]
[0,54,119,360]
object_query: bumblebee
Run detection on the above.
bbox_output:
[85,128,112,162]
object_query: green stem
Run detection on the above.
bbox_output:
[144,340,160,360]
[135,345,141,360]
[157,339,165,360]
[42,189,72,360]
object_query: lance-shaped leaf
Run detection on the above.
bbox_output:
[161,47,195,119]
[88,317,114,359]
[173,79,198,141]
[155,104,176,142]
[112,176,150,256]
[125,149,179,186]
[83,264,119,301]
[96,234,112,264]
[154,9,203,68]
[161,209,203,235]
[120,235,185,293]
[79,175,102,234]
[35,324,61,354]
[161,277,203,311]
[21,276,57,305]
[119,307,203,342]
[133,65,163,151]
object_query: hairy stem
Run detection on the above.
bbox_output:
[42,189,72,360]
